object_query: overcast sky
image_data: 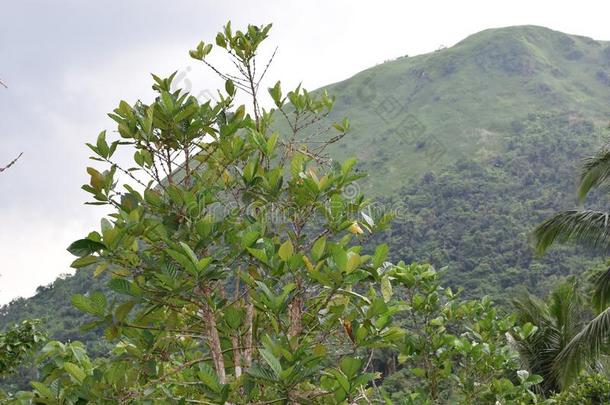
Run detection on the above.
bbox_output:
[2,0,610,304]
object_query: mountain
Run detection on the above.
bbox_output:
[320,25,610,296]
[2,25,610,347]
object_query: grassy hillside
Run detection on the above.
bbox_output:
[323,25,610,194]
[2,25,610,349]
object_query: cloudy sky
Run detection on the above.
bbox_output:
[1,0,610,304]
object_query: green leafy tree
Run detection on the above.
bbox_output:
[20,22,402,404]
[0,320,46,397]
[380,263,541,404]
[0,320,45,377]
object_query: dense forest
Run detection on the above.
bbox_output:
[381,112,604,299]
[3,23,610,404]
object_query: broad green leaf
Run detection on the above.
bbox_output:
[372,244,388,268]
[241,231,259,249]
[346,252,361,273]
[71,295,94,314]
[247,247,268,264]
[340,357,362,379]
[70,255,99,268]
[67,239,106,258]
[30,382,55,399]
[381,275,393,302]
[332,246,348,273]
[278,239,294,261]
[167,249,197,275]
[64,362,86,383]
[312,236,326,261]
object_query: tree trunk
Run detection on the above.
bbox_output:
[243,296,254,369]
[288,278,303,339]
[197,285,226,384]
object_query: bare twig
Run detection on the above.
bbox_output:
[0,152,23,173]
[256,46,278,90]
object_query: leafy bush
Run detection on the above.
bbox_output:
[551,374,610,404]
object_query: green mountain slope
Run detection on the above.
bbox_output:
[2,25,610,346]
[315,25,610,299]
[324,25,610,194]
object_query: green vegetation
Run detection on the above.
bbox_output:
[380,113,603,299]
[3,23,610,403]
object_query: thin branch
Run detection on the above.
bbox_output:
[0,152,23,173]
[256,47,278,90]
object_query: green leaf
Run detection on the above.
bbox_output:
[247,364,277,382]
[411,367,426,378]
[329,369,350,393]
[241,231,260,249]
[71,295,94,315]
[225,79,235,95]
[96,131,109,158]
[224,306,245,330]
[90,292,107,315]
[215,33,227,48]
[266,132,279,155]
[259,348,282,378]
[346,252,361,274]
[372,244,388,268]
[64,362,86,383]
[198,362,221,393]
[30,382,55,399]
[381,275,393,302]
[70,255,99,268]
[340,357,362,378]
[108,278,137,296]
[268,81,282,106]
[67,239,106,258]
[332,246,348,272]
[278,239,294,261]
[197,257,213,273]
[312,236,326,261]
[167,248,197,275]
[179,242,199,266]
[115,301,136,322]
[247,247,268,265]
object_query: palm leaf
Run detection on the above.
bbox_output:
[554,306,610,387]
[511,281,586,394]
[532,210,610,255]
[578,149,610,201]
[549,280,582,347]
[511,293,563,393]
[593,266,610,313]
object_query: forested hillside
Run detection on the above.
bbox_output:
[2,24,610,354]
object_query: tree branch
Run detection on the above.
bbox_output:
[0,152,23,173]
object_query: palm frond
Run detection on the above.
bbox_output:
[512,293,552,326]
[549,281,583,346]
[532,210,610,255]
[578,149,610,201]
[554,306,610,387]
[512,281,588,394]
[512,293,563,393]
[593,266,610,313]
